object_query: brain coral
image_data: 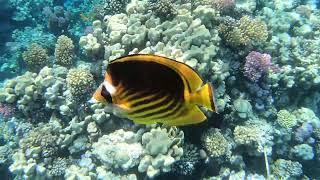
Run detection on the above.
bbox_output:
[54,35,75,66]
[22,43,49,70]
[202,128,229,157]
[218,16,268,47]
[66,68,95,100]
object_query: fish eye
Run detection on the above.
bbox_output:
[101,85,113,103]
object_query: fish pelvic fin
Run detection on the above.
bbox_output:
[187,83,218,112]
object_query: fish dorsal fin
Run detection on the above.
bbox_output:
[110,54,203,92]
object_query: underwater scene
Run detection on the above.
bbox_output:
[1,0,320,179]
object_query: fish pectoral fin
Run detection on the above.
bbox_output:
[163,105,207,126]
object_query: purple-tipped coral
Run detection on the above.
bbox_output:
[244,51,274,82]
[0,103,15,119]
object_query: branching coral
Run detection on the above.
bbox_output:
[8,0,53,21]
[218,16,268,47]
[66,68,95,101]
[233,121,274,153]
[148,0,177,20]
[54,35,75,66]
[276,109,297,129]
[22,43,49,71]
[272,159,303,179]
[20,124,60,158]
[291,144,314,160]
[47,157,69,178]
[202,128,230,158]
[103,0,130,15]
[244,51,277,82]
[173,144,201,175]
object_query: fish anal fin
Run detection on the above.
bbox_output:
[163,105,207,126]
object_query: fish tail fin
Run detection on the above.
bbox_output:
[189,83,217,112]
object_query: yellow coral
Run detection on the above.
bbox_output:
[218,16,268,46]
[276,109,297,129]
[54,35,75,66]
[22,43,49,70]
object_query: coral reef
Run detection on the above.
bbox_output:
[2,0,320,179]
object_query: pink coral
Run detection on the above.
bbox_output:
[244,51,274,82]
[0,103,15,119]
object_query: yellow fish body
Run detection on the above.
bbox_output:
[91,54,217,126]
